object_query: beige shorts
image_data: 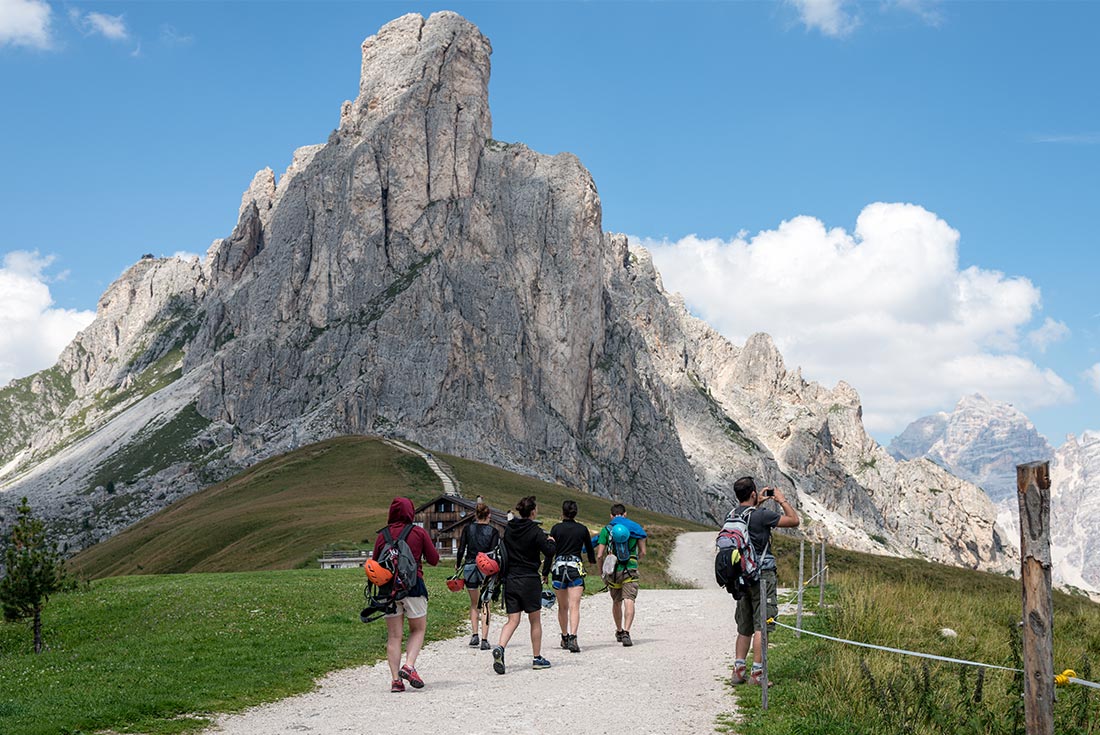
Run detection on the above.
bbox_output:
[385,595,428,620]
[608,572,639,602]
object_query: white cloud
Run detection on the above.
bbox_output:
[641,202,1075,435]
[0,0,52,49]
[1085,364,1100,395]
[787,0,860,38]
[0,251,95,387]
[70,8,128,41]
[1034,133,1100,145]
[159,24,193,47]
[1028,317,1070,352]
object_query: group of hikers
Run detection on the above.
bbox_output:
[370,475,795,694]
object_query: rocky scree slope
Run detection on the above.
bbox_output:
[0,12,1013,576]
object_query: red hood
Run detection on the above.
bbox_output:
[388,497,415,524]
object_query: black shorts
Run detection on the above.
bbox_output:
[503,574,542,614]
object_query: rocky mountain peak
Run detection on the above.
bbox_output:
[888,393,1052,501]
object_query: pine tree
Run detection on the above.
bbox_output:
[0,497,65,654]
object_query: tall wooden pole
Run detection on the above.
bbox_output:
[1017,460,1054,735]
[796,539,805,638]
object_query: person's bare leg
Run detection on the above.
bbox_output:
[529,610,543,657]
[612,598,623,632]
[568,586,583,635]
[556,588,569,634]
[751,631,764,665]
[405,615,427,668]
[385,615,404,680]
[736,633,752,662]
[622,598,636,632]
[467,588,480,635]
[498,611,522,648]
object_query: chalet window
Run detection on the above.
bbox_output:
[437,521,444,530]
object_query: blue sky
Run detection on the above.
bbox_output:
[1,0,1097,445]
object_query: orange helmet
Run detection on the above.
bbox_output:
[446,575,465,592]
[475,552,500,576]
[365,559,393,586]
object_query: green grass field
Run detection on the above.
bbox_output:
[0,566,471,735]
[731,537,1100,735]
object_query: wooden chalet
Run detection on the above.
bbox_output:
[413,495,508,557]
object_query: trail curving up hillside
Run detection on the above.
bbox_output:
[204,532,739,735]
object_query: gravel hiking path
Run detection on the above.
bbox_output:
[205,532,739,735]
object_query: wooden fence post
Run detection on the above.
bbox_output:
[1017,460,1054,735]
[796,538,805,637]
[819,540,826,607]
[759,573,770,710]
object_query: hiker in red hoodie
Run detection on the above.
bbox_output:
[373,497,440,692]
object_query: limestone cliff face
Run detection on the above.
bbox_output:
[0,12,1013,575]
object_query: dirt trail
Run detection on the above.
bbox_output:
[205,532,739,735]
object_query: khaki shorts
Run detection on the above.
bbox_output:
[735,569,778,636]
[608,571,639,602]
[385,595,428,620]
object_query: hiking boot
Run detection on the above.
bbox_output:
[492,645,506,675]
[399,664,424,689]
[750,668,773,687]
[469,634,480,647]
[480,639,491,650]
[391,678,405,693]
[566,635,581,653]
[532,656,552,670]
[560,634,570,650]
[731,661,748,685]
[620,631,633,647]
[615,630,625,642]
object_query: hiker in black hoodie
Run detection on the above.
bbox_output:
[491,495,556,675]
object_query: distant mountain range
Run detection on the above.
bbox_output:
[0,12,1014,579]
[890,393,1098,595]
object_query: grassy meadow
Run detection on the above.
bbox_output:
[732,536,1100,735]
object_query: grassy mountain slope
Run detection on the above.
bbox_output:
[69,436,707,579]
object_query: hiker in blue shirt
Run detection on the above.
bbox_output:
[728,476,799,687]
[594,503,647,647]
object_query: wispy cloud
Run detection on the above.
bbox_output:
[70,8,128,41]
[1028,317,1070,353]
[1085,364,1100,395]
[787,0,860,38]
[159,24,193,47]
[1034,133,1100,145]
[0,0,52,49]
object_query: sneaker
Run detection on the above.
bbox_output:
[532,656,552,670]
[750,668,773,687]
[566,635,581,653]
[620,631,633,647]
[615,630,625,642]
[469,634,480,647]
[480,639,491,650]
[560,634,570,650]
[731,661,747,685]
[492,645,506,675]
[399,664,424,689]
[391,679,405,693]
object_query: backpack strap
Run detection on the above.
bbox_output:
[397,523,414,543]
[382,526,394,543]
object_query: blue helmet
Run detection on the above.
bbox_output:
[611,523,630,543]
